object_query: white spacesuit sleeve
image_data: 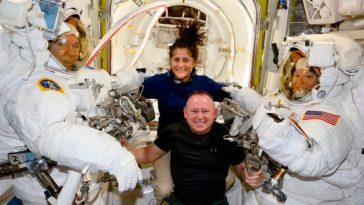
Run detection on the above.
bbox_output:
[11,25,50,68]
[287,117,353,177]
[37,122,142,192]
[76,67,114,105]
[6,77,142,192]
[113,69,146,88]
[253,106,308,167]
[222,86,263,113]
[253,104,353,178]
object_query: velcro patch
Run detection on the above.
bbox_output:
[37,78,64,94]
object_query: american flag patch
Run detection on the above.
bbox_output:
[302,110,340,126]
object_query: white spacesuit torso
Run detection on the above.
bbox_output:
[0,58,72,203]
[0,53,140,204]
[0,2,143,204]
[45,56,113,120]
[246,89,362,205]
[341,67,364,204]
[222,35,364,205]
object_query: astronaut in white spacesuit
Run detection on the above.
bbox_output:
[224,35,364,205]
[340,36,364,205]
[0,1,142,204]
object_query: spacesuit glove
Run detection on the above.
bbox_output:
[109,148,143,192]
[222,86,263,113]
[114,69,146,88]
[252,105,307,166]
[11,27,49,67]
[27,3,47,29]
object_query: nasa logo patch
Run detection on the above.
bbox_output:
[37,78,64,94]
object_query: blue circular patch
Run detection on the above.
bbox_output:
[40,79,61,90]
[37,78,64,93]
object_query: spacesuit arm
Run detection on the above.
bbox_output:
[112,68,148,88]
[37,122,142,191]
[286,118,353,177]
[6,79,142,192]
[253,108,307,169]
[253,106,353,177]
[222,86,263,113]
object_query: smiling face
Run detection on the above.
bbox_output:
[49,34,80,70]
[170,48,197,83]
[291,57,320,99]
[183,93,217,135]
[292,68,319,99]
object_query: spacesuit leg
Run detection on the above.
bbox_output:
[225,176,243,205]
[244,189,277,205]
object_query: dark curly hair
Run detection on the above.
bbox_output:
[169,20,207,61]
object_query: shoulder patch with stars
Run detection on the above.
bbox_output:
[37,78,64,94]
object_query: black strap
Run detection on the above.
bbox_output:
[161,193,229,205]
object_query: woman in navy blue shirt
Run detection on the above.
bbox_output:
[142,21,230,134]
